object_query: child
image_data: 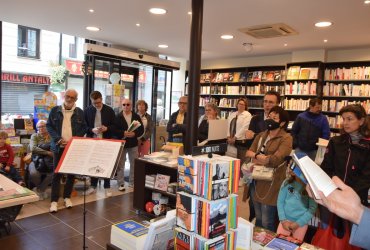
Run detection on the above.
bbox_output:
[276,166,317,241]
[0,131,24,185]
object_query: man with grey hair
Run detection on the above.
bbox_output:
[46,89,87,213]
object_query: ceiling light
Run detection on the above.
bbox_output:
[136,23,140,27]
[86,26,100,31]
[284,43,288,47]
[315,21,332,27]
[149,8,167,15]
[158,44,168,48]
[188,11,192,15]
[365,0,370,4]
[89,9,94,13]
[221,34,234,40]
[324,39,328,43]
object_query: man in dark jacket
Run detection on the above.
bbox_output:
[84,91,116,197]
[167,96,187,143]
[46,89,88,213]
[291,98,330,160]
[114,99,144,191]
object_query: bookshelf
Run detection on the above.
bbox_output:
[133,159,178,217]
[199,66,285,119]
[284,61,324,121]
[322,61,370,131]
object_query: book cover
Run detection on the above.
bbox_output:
[252,71,262,82]
[23,119,34,130]
[309,68,319,79]
[299,242,325,250]
[178,172,197,194]
[211,179,229,200]
[287,66,301,79]
[113,220,148,237]
[154,174,171,191]
[206,235,225,250]
[265,237,299,250]
[233,72,241,82]
[208,199,228,239]
[299,68,311,79]
[176,192,197,231]
[265,71,275,81]
[239,72,248,82]
[274,70,282,81]
[253,227,276,246]
[175,227,193,250]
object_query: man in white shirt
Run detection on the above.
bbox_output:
[46,89,87,213]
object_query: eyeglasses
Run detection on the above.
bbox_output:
[122,103,131,106]
[178,102,187,105]
[65,95,77,101]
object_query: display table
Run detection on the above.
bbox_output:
[133,158,178,216]
[0,174,38,236]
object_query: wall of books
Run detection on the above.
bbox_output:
[175,154,240,249]
[199,66,286,119]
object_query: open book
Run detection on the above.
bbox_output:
[292,152,337,200]
[56,137,125,178]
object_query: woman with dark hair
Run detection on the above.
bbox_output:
[245,106,292,231]
[136,100,153,157]
[318,104,370,244]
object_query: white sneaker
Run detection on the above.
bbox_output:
[64,198,73,208]
[83,187,96,195]
[118,184,126,191]
[105,188,113,197]
[50,201,58,213]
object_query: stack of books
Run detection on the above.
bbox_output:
[110,220,148,250]
[175,155,240,250]
[145,175,156,188]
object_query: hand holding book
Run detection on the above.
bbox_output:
[124,120,141,138]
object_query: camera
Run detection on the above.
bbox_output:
[139,54,144,59]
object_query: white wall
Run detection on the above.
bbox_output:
[2,22,60,75]
[200,47,370,70]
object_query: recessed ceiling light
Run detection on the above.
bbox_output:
[188,11,192,15]
[86,26,100,31]
[158,44,168,48]
[89,9,94,13]
[315,21,332,27]
[221,34,234,40]
[364,0,370,4]
[284,43,288,47]
[324,39,328,43]
[136,23,140,27]
[149,8,167,15]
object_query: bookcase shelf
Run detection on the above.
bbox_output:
[144,186,176,198]
[322,61,370,121]
[199,65,286,119]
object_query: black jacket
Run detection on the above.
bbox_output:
[166,110,186,142]
[114,111,144,148]
[84,104,116,139]
[245,113,266,149]
[321,133,370,205]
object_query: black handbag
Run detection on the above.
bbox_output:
[234,139,251,148]
[33,155,54,173]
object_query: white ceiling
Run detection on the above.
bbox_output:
[0,0,370,61]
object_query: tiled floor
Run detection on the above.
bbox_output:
[0,183,251,250]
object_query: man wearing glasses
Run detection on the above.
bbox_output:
[114,99,143,191]
[46,89,88,213]
[243,90,280,221]
[167,96,188,143]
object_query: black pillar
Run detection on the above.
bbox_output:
[184,0,203,155]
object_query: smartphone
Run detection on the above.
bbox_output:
[290,162,308,184]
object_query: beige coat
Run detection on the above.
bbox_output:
[248,129,293,206]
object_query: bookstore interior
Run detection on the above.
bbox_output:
[1,1,370,249]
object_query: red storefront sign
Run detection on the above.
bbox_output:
[65,60,83,76]
[1,72,50,85]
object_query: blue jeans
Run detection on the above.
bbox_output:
[251,183,278,231]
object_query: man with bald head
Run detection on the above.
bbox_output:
[46,89,88,213]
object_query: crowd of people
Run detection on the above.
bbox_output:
[1,88,369,248]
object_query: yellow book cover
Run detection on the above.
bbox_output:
[299,68,311,79]
[287,66,301,80]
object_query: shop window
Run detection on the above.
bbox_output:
[17,25,40,59]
